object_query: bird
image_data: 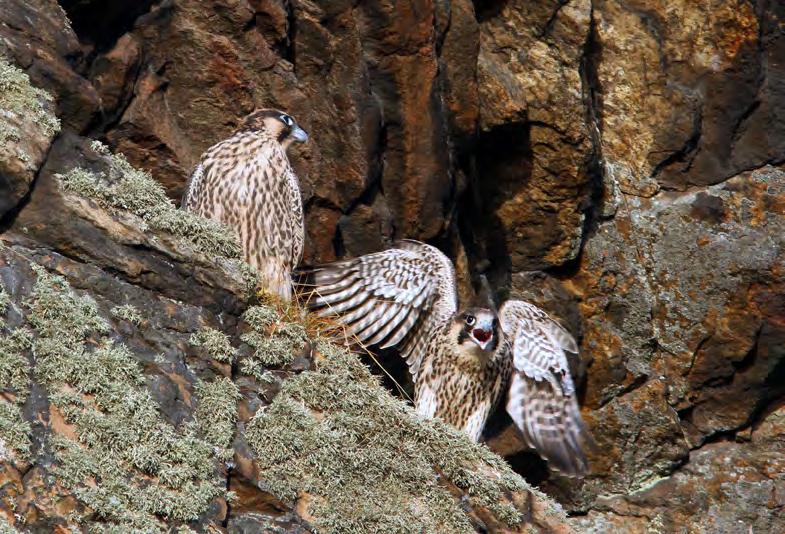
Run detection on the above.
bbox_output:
[298,239,592,476]
[182,108,308,300]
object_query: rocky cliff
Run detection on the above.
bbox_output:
[0,0,783,533]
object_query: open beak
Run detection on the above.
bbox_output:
[471,318,494,351]
[472,329,492,350]
[290,125,309,143]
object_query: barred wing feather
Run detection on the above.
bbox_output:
[500,300,592,477]
[301,240,457,379]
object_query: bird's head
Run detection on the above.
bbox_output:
[240,109,309,149]
[454,307,499,352]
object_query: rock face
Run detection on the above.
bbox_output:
[0,59,60,219]
[0,0,784,533]
[0,126,568,532]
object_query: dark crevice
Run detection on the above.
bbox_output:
[0,135,58,234]
[685,332,713,376]
[332,223,345,259]
[457,120,531,295]
[303,195,343,213]
[223,357,241,528]
[539,0,571,39]
[730,0,767,147]
[472,0,512,23]
[58,0,157,54]
[89,53,145,137]
[284,0,297,66]
[543,2,604,281]
[732,325,763,374]
[592,372,651,410]
[651,107,703,179]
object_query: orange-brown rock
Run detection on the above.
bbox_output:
[1,0,784,532]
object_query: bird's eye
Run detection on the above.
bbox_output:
[465,315,476,326]
[281,115,294,127]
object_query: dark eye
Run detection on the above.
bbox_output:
[465,315,476,326]
[281,115,294,127]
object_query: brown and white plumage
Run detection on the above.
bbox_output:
[182,109,308,300]
[500,300,590,476]
[300,240,592,476]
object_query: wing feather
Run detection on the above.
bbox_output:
[500,300,592,477]
[298,240,457,375]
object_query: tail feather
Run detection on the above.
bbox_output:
[255,257,293,301]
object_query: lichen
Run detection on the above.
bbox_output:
[194,377,240,461]
[227,258,263,296]
[0,282,9,315]
[245,341,529,534]
[189,327,234,363]
[0,516,23,534]
[240,305,307,368]
[0,327,33,402]
[56,142,241,259]
[24,266,226,531]
[0,400,31,463]
[111,304,143,326]
[0,57,60,145]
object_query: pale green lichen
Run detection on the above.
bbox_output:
[0,516,23,534]
[189,327,234,363]
[56,142,241,259]
[194,377,241,461]
[240,305,307,367]
[0,282,9,315]
[0,328,33,402]
[0,57,60,145]
[245,341,529,534]
[0,400,32,462]
[227,258,263,296]
[111,304,143,326]
[24,266,225,532]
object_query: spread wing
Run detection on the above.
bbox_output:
[298,240,457,378]
[500,300,592,477]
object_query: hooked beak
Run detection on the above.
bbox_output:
[290,125,309,143]
[470,318,495,351]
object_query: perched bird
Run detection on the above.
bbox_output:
[299,240,592,476]
[182,109,308,300]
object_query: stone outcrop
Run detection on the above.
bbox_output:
[0,126,568,532]
[0,59,60,220]
[1,0,783,532]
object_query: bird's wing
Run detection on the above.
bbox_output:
[300,240,457,377]
[500,300,592,477]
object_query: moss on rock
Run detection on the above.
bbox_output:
[56,141,241,259]
[0,400,31,463]
[240,305,307,368]
[0,327,33,402]
[189,327,234,363]
[0,282,9,315]
[245,341,530,534]
[194,377,241,461]
[111,304,143,326]
[0,57,60,145]
[0,516,23,534]
[22,266,227,532]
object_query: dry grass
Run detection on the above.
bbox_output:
[289,280,414,402]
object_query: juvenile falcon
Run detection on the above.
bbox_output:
[182,109,308,300]
[299,240,592,477]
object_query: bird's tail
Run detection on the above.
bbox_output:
[255,257,293,302]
